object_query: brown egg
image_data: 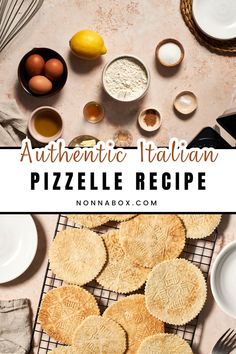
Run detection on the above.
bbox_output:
[25,54,45,77]
[45,58,64,80]
[29,75,53,95]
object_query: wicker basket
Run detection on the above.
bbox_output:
[180,0,236,55]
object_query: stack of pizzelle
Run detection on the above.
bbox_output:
[39,213,222,353]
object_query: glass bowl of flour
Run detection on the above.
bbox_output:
[102,55,150,102]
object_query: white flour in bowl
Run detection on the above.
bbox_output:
[104,57,148,101]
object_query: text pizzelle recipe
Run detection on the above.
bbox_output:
[18,138,217,192]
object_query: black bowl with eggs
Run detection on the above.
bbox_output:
[18,48,68,97]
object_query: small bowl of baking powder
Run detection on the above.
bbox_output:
[102,55,150,103]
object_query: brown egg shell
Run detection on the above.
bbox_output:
[25,54,45,77]
[18,47,68,97]
[45,58,64,80]
[29,76,53,95]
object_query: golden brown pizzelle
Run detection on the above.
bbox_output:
[103,295,164,354]
[119,214,186,268]
[72,315,127,354]
[50,347,78,354]
[145,259,207,325]
[49,228,106,285]
[178,214,222,239]
[67,214,137,228]
[137,334,193,354]
[67,214,110,228]
[108,214,137,222]
[38,286,100,345]
[96,230,149,293]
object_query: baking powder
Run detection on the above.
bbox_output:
[104,57,148,101]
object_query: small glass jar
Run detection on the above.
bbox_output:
[83,101,104,124]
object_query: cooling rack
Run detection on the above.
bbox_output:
[32,214,218,353]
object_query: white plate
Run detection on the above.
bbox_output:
[0,215,38,283]
[211,240,236,318]
[192,0,236,40]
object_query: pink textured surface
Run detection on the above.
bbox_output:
[0,0,236,146]
[0,0,236,352]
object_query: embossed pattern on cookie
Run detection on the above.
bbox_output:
[103,294,164,354]
[67,214,110,228]
[178,214,222,239]
[72,315,127,354]
[119,214,186,268]
[38,286,100,345]
[145,259,207,325]
[49,228,106,285]
[96,230,149,294]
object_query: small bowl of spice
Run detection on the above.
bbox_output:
[174,91,198,115]
[138,108,162,132]
[102,55,150,102]
[156,39,184,68]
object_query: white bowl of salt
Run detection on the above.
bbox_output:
[156,39,185,67]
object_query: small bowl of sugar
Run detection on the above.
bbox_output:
[156,39,185,68]
[102,55,150,103]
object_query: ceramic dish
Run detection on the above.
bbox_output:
[0,215,38,283]
[28,106,63,144]
[192,0,236,40]
[102,55,150,103]
[211,240,236,318]
[18,47,68,97]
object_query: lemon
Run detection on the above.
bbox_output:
[69,30,107,60]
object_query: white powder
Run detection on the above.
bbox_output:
[158,42,182,65]
[178,94,193,107]
[104,58,148,101]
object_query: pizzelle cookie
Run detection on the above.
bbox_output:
[103,295,164,354]
[119,214,186,268]
[145,259,207,325]
[137,334,193,354]
[49,228,106,285]
[96,230,149,293]
[178,214,222,239]
[72,315,127,354]
[108,214,137,222]
[50,347,78,354]
[67,214,110,228]
[68,214,137,228]
[38,286,100,345]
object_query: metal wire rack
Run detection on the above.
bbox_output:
[32,214,218,353]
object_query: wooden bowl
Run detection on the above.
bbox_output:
[138,107,162,132]
[174,91,198,115]
[156,39,185,67]
[18,47,68,97]
[28,106,63,144]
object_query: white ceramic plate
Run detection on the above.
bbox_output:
[0,215,38,283]
[211,240,236,318]
[192,0,236,40]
